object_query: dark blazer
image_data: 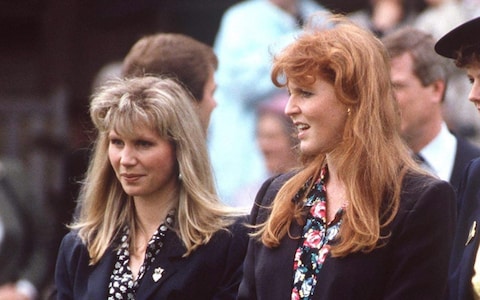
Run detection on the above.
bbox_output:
[448,158,480,300]
[238,171,457,300]
[0,159,54,292]
[55,216,248,300]
[450,135,480,193]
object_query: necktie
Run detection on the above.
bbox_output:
[413,153,437,176]
[413,152,426,164]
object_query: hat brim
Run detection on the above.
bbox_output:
[434,16,480,59]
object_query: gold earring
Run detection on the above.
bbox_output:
[347,108,351,115]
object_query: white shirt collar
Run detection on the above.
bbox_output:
[419,122,457,181]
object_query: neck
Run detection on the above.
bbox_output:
[133,189,178,238]
[132,199,176,260]
[408,121,443,153]
[324,154,339,179]
[323,156,347,222]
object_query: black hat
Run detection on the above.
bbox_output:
[435,16,480,59]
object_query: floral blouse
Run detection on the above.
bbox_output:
[291,166,344,300]
[107,211,175,300]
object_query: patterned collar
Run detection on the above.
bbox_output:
[107,210,175,300]
[291,165,344,299]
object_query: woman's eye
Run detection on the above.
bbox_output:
[137,140,153,148]
[110,139,123,146]
[300,90,313,97]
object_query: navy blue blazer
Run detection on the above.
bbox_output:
[238,172,456,300]
[55,216,248,300]
[448,158,480,300]
[450,135,480,193]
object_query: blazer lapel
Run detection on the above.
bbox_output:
[135,230,186,299]
[463,196,480,272]
[87,249,116,299]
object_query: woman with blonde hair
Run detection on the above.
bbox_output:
[238,15,456,299]
[55,76,248,299]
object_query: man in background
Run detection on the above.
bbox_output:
[382,26,480,192]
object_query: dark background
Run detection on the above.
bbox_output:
[0,0,367,116]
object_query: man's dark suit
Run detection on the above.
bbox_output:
[0,159,54,293]
[448,158,480,299]
[55,216,248,300]
[238,171,456,300]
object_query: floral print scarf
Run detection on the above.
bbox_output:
[291,166,344,300]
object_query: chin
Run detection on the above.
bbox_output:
[299,145,316,156]
[122,189,142,197]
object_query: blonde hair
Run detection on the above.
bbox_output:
[259,14,423,257]
[73,76,239,264]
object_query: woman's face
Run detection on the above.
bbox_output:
[108,126,177,202]
[467,63,480,112]
[256,112,297,174]
[285,77,348,156]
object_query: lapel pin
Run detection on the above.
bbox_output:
[152,267,164,282]
[466,221,477,246]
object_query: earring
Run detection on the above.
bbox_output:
[178,173,183,181]
[347,108,351,115]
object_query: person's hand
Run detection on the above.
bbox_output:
[0,284,30,300]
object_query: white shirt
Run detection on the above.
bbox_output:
[418,122,457,181]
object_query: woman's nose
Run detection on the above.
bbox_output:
[469,81,480,105]
[284,96,299,117]
[120,146,137,166]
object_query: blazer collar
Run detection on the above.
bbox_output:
[88,230,187,299]
[87,248,116,299]
[135,229,186,299]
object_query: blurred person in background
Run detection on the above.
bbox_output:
[414,0,467,39]
[122,33,218,134]
[348,0,425,37]
[413,0,480,143]
[232,92,299,208]
[208,0,328,205]
[0,159,54,300]
[382,26,480,194]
